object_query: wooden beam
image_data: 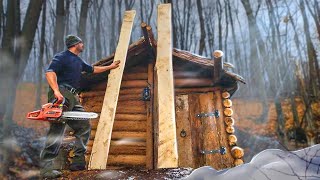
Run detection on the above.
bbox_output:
[146,63,154,169]
[213,50,224,84]
[155,4,178,168]
[88,10,136,170]
[141,22,157,58]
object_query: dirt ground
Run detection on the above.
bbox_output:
[60,167,193,180]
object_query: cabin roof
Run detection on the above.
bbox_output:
[80,37,245,96]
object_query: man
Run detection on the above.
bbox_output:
[40,35,120,178]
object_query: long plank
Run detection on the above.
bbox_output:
[155,4,178,168]
[88,10,136,170]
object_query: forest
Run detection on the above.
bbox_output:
[0,0,319,179]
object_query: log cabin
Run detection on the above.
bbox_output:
[75,22,246,170]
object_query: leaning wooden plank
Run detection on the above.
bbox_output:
[88,10,136,170]
[155,4,178,168]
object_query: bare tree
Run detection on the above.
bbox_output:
[94,0,103,59]
[298,0,318,145]
[241,0,268,122]
[197,0,206,55]
[0,0,43,175]
[78,0,90,42]
[53,0,66,52]
[36,0,47,109]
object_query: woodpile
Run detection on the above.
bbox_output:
[221,91,244,166]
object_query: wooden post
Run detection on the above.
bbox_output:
[88,10,136,170]
[213,50,224,84]
[155,4,179,168]
[146,63,154,169]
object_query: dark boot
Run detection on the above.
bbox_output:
[69,155,86,171]
[40,161,62,179]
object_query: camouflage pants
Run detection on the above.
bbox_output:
[40,85,91,164]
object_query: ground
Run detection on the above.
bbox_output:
[62,167,193,180]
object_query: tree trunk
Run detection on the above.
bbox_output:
[304,0,320,90]
[0,0,3,38]
[95,0,103,59]
[299,0,318,145]
[241,0,268,123]
[36,0,47,109]
[78,0,90,41]
[53,0,65,52]
[217,0,222,50]
[0,0,43,176]
[109,0,116,53]
[196,0,205,55]
[299,0,319,98]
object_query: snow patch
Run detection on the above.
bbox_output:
[184,144,320,180]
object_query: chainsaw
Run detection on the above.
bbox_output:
[26,98,98,122]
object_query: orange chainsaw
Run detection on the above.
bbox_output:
[26,98,98,122]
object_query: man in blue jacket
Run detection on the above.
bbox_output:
[40,35,120,178]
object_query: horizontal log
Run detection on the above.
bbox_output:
[86,140,146,154]
[111,139,146,146]
[83,100,147,114]
[109,145,146,155]
[121,80,148,88]
[226,125,235,134]
[90,82,108,91]
[87,140,94,147]
[116,108,146,114]
[86,144,146,155]
[228,135,237,146]
[174,78,213,88]
[91,130,147,140]
[231,146,244,159]
[120,88,144,95]
[90,130,97,139]
[90,119,99,129]
[224,117,235,126]
[111,131,147,140]
[80,91,105,98]
[107,155,146,166]
[79,87,145,97]
[113,121,147,132]
[122,72,148,80]
[90,114,148,130]
[83,104,102,113]
[118,94,143,101]
[234,159,244,166]
[175,87,219,94]
[224,108,233,116]
[115,113,147,121]
[88,140,146,148]
[223,99,232,108]
[124,66,148,74]
[173,71,210,79]
[222,91,230,99]
[90,119,146,131]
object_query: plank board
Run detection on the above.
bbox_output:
[88,10,136,170]
[175,95,195,167]
[155,4,178,168]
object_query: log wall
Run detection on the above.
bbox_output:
[80,64,152,168]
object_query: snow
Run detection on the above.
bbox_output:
[184,144,320,180]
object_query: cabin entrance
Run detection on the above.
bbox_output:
[175,90,234,169]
